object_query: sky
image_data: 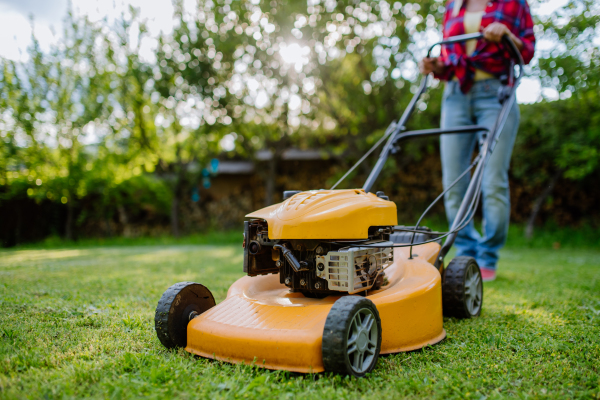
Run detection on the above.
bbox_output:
[0,0,567,104]
[0,0,177,60]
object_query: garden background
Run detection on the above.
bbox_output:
[0,0,599,246]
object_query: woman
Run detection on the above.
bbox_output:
[420,0,535,281]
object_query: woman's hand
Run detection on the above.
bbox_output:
[419,57,446,76]
[483,22,524,50]
[482,22,509,43]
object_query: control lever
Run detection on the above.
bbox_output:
[274,244,310,272]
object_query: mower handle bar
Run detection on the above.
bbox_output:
[426,32,484,57]
[357,33,525,268]
[361,33,523,194]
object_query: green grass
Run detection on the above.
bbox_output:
[0,236,599,399]
[9,230,242,250]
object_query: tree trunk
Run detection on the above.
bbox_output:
[525,168,564,239]
[265,153,277,206]
[117,206,131,237]
[104,218,113,237]
[171,169,186,238]
[66,152,75,241]
[104,208,113,238]
[170,145,185,238]
[171,194,180,238]
[65,199,74,241]
[15,201,21,246]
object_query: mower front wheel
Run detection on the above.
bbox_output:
[154,282,215,349]
[322,296,382,377]
[442,256,483,318]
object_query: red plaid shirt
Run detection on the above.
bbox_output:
[435,0,536,93]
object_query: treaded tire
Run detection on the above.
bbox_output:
[154,282,215,349]
[322,296,382,377]
[442,256,483,319]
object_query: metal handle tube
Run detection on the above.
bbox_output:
[392,125,490,142]
[362,75,429,193]
[502,34,525,71]
[427,32,484,57]
[330,121,398,190]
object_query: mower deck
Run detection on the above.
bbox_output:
[185,242,445,373]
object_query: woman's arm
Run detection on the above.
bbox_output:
[482,1,536,65]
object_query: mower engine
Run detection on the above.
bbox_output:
[243,219,394,297]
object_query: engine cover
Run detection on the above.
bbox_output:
[245,189,397,240]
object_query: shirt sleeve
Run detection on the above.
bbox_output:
[517,0,535,65]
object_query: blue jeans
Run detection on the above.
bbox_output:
[440,79,520,270]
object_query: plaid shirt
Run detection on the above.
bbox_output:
[435,0,536,93]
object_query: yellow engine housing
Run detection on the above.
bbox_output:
[246,189,398,240]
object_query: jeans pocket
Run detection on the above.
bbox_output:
[475,79,500,99]
[443,81,455,101]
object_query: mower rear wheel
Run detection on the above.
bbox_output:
[154,282,215,349]
[442,256,483,318]
[322,296,382,377]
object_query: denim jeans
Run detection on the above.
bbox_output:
[440,79,520,270]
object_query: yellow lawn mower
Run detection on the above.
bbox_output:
[154,33,523,377]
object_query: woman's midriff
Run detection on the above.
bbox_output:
[453,10,495,82]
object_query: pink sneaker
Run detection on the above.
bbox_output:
[480,267,496,282]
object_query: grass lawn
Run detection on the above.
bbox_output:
[0,235,599,399]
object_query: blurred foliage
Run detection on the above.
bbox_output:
[514,89,600,184]
[0,0,599,246]
[532,0,600,177]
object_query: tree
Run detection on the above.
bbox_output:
[226,0,445,201]
[0,12,113,239]
[150,0,246,235]
[515,0,600,237]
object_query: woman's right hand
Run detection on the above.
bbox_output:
[419,57,446,75]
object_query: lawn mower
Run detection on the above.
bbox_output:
[154,33,524,377]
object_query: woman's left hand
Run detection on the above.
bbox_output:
[483,22,510,43]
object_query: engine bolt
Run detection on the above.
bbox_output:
[315,246,324,255]
[314,282,321,289]
[276,260,283,267]
[300,279,306,286]
[317,263,325,271]
[284,277,291,285]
